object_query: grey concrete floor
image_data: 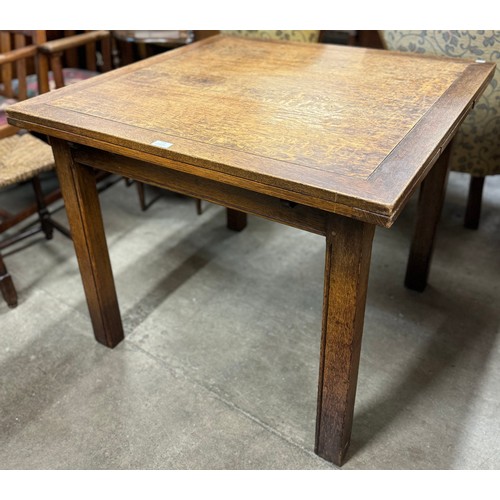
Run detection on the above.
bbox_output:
[0,171,499,469]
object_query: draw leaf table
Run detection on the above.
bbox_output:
[7,36,494,466]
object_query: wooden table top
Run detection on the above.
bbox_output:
[7,35,495,226]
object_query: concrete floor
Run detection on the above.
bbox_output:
[0,170,499,470]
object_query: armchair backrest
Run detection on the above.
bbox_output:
[0,34,42,138]
[0,31,46,101]
[37,30,112,91]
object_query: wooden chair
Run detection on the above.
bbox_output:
[0,39,70,307]
[37,31,112,91]
[0,31,119,308]
[380,30,500,229]
[113,30,194,66]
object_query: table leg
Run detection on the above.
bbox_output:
[51,139,124,348]
[226,208,247,231]
[315,215,375,466]
[405,144,451,292]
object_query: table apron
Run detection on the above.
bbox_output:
[72,146,329,236]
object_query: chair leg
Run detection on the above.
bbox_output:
[135,181,164,211]
[32,176,53,240]
[464,176,485,230]
[134,179,203,215]
[136,181,147,211]
[196,199,202,215]
[31,175,71,239]
[0,252,17,308]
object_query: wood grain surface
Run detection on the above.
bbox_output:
[6,36,495,226]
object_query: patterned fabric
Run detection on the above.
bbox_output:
[381,31,500,176]
[0,96,18,128]
[11,68,98,99]
[221,30,320,43]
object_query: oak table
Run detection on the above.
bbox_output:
[7,36,494,466]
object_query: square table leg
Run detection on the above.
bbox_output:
[315,214,375,466]
[226,208,247,232]
[405,144,451,292]
[51,139,124,348]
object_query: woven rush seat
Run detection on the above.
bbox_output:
[0,132,66,309]
[0,133,54,188]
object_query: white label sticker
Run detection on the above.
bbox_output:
[151,140,173,149]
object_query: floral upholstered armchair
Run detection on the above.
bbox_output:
[380,31,500,228]
[221,30,321,43]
